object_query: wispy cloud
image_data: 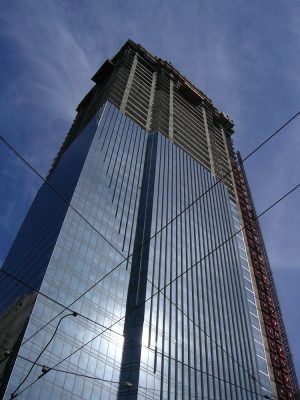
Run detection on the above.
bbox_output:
[0,2,94,118]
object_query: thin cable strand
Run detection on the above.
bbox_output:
[0,269,124,356]
[10,313,76,397]
[0,273,268,394]
[2,111,298,398]
[2,345,271,399]
[1,110,299,350]
[13,180,300,399]
[0,135,127,262]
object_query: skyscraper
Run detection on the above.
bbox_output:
[0,40,297,399]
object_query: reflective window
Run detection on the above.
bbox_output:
[3,104,272,399]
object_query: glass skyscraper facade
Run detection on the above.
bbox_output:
[0,41,297,400]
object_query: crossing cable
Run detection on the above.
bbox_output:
[13,180,300,399]
[0,135,127,263]
[0,268,269,395]
[0,136,133,345]
[10,313,77,398]
[0,266,267,395]
[0,230,263,386]
[0,346,120,390]
[0,202,270,394]
[0,268,124,356]
[0,265,265,392]
[1,111,299,393]
[2,344,272,399]
[1,110,299,350]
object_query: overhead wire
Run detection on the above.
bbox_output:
[12,179,300,399]
[10,313,77,398]
[0,273,269,396]
[0,135,127,262]
[0,268,265,391]
[0,268,124,359]
[1,110,299,350]
[0,344,271,399]
[0,256,270,393]
[0,269,268,395]
[0,274,270,392]
[1,111,299,397]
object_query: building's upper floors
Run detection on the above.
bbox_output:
[50,40,236,198]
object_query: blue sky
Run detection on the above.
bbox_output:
[0,0,299,382]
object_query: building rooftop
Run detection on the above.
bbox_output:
[91,39,235,134]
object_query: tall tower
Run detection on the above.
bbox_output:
[0,40,297,400]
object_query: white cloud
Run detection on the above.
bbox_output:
[0,2,95,119]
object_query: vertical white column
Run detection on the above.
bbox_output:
[220,126,232,175]
[146,72,157,132]
[202,106,215,175]
[169,79,174,140]
[120,53,138,112]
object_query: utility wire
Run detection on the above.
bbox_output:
[1,128,132,342]
[129,110,300,270]
[1,112,299,396]
[0,271,268,394]
[3,253,261,390]
[0,346,123,388]
[46,182,300,394]
[0,136,127,263]
[136,344,272,399]
[1,110,299,350]
[0,268,266,394]
[10,313,77,398]
[0,268,124,357]
[14,180,300,399]
[0,252,268,391]
[2,344,271,399]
